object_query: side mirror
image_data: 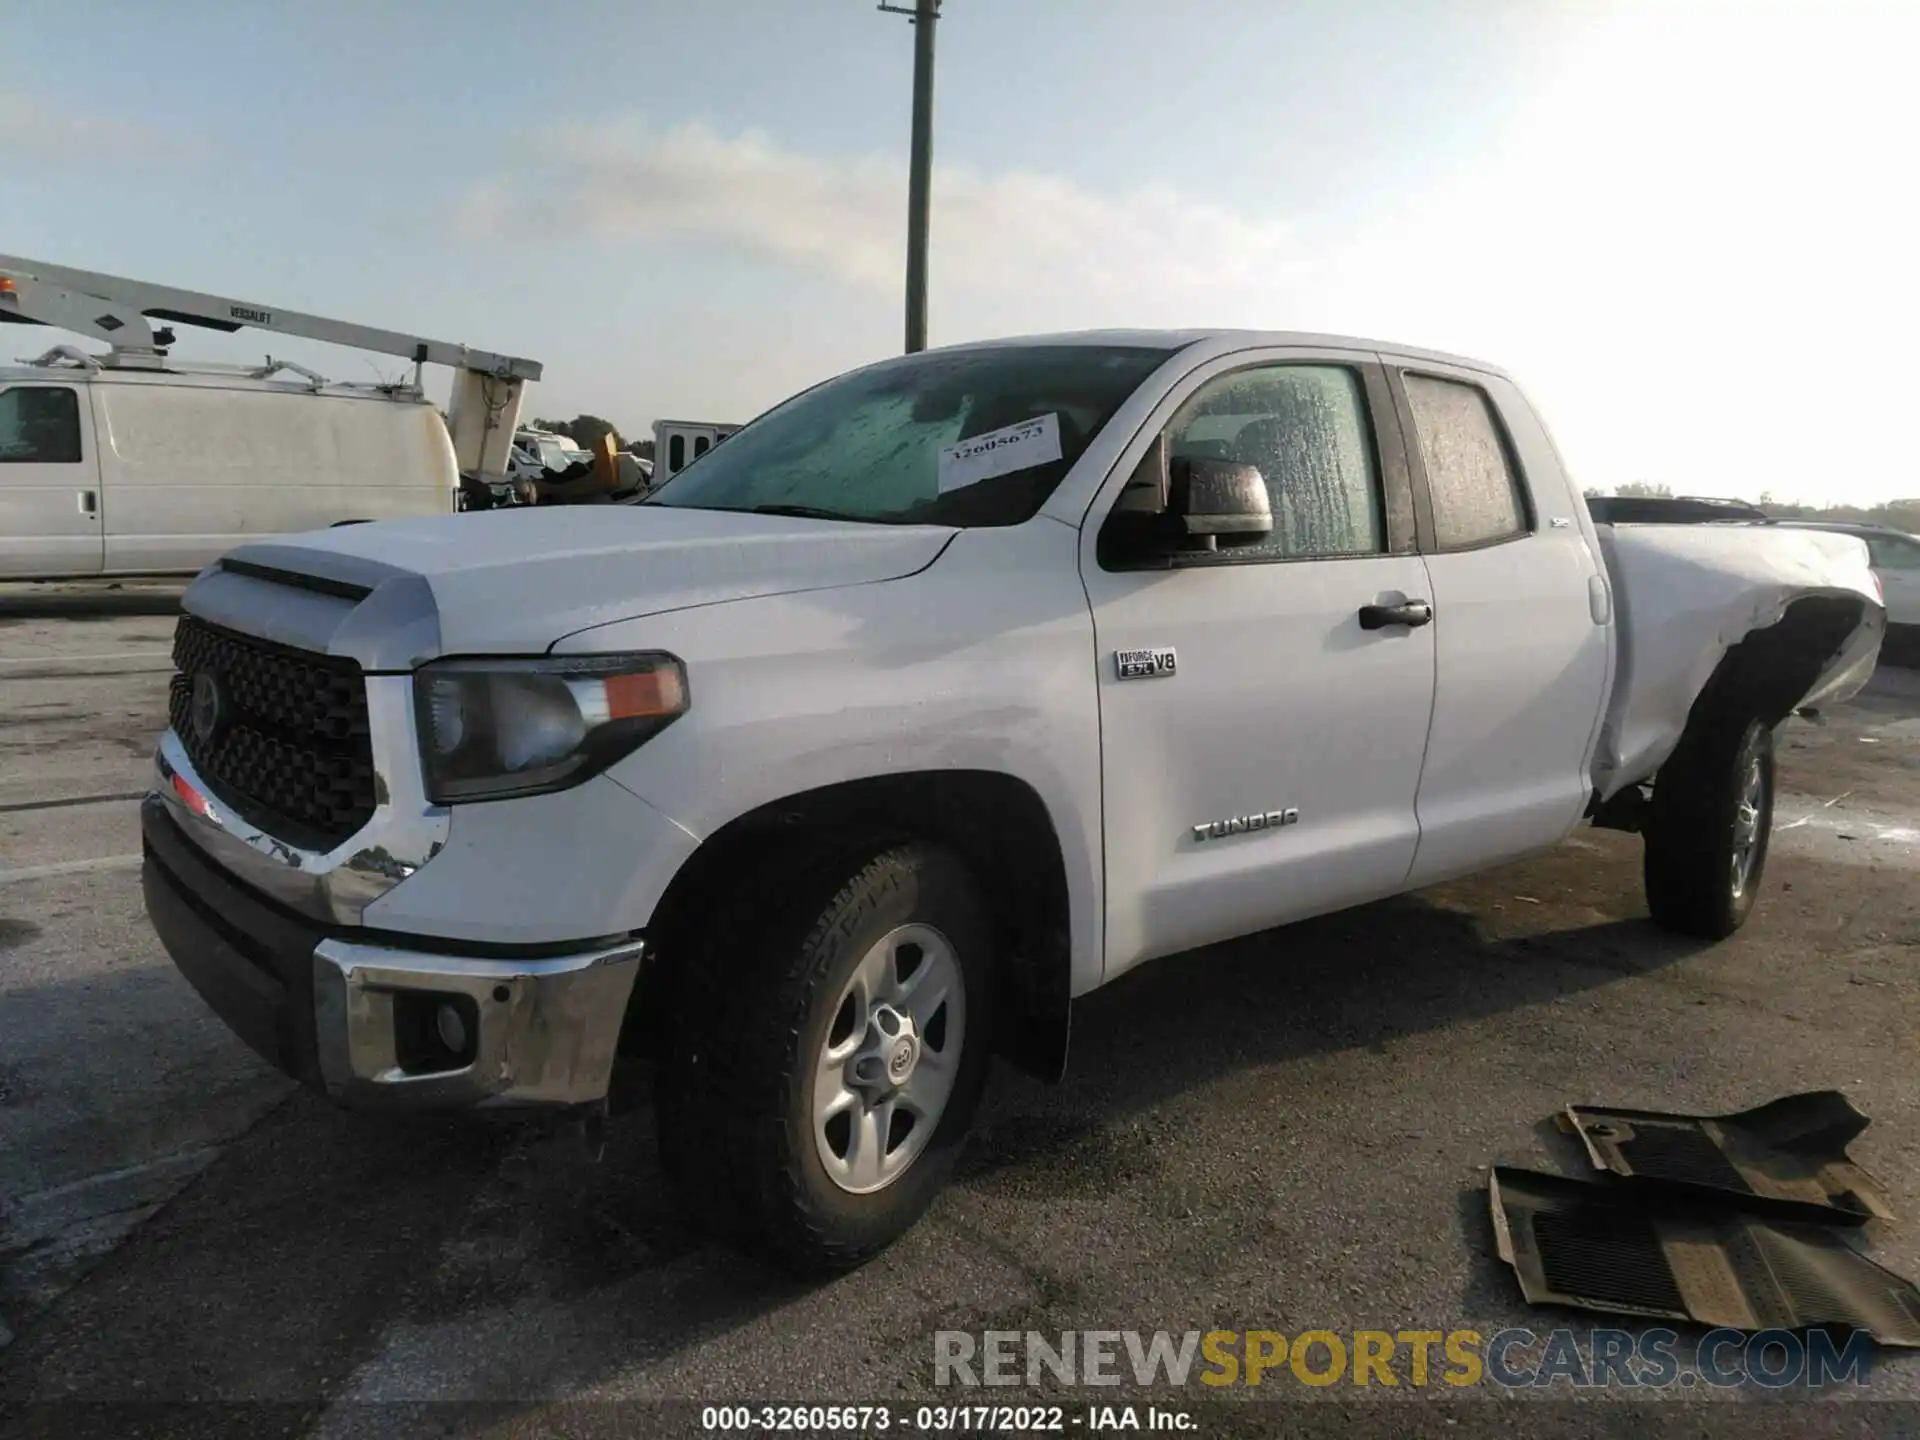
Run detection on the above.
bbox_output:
[1170,457,1272,550]
[1098,441,1273,563]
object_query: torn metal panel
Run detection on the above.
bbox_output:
[1489,1167,1920,1344]
[1565,1091,1894,1225]
[1591,524,1883,801]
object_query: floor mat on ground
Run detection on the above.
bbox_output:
[1488,1166,1920,1343]
[1562,1090,1893,1224]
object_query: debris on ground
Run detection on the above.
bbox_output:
[1490,1164,1920,1343]
[1563,1090,1893,1223]
[1491,1091,1916,1343]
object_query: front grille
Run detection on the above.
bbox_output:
[169,615,377,849]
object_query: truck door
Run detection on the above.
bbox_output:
[0,381,102,577]
[1384,364,1611,888]
[1081,352,1437,973]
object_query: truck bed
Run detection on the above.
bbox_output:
[1592,522,1884,800]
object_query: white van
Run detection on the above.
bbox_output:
[0,357,457,579]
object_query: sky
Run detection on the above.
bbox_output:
[4,0,1916,504]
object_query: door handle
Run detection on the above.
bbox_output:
[1358,599,1433,630]
[77,490,98,517]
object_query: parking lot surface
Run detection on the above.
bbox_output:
[3,587,1919,1436]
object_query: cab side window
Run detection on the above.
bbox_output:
[1402,374,1528,549]
[0,387,83,464]
[1165,364,1384,559]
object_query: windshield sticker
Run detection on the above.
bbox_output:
[937,413,1063,493]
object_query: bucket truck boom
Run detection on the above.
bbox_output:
[0,255,542,481]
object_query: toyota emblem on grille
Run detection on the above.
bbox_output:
[189,670,227,746]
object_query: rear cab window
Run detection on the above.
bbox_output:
[1401,373,1530,549]
[0,385,83,463]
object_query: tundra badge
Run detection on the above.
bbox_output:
[1192,809,1299,842]
[1115,647,1177,680]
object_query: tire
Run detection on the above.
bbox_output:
[656,841,994,1274]
[1642,709,1775,939]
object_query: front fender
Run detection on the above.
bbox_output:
[573,521,1109,997]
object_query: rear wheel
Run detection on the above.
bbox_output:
[656,841,994,1273]
[1643,710,1775,939]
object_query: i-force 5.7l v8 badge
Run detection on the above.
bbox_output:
[1114,647,1177,680]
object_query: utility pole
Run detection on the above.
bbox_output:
[879,0,942,352]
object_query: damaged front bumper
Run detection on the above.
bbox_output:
[142,793,642,1110]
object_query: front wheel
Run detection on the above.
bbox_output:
[1643,711,1776,939]
[657,842,994,1273]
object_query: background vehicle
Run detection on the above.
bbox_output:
[141,330,1883,1275]
[511,430,575,479]
[1771,521,1920,629]
[0,256,541,577]
[614,451,651,497]
[1773,520,1920,661]
[651,418,738,482]
[0,350,458,576]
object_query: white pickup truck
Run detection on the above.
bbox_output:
[141,330,1884,1272]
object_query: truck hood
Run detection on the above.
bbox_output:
[182,507,955,665]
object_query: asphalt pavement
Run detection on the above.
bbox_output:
[3,584,1919,1438]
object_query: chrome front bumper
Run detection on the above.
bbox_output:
[313,936,644,1108]
[143,791,643,1112]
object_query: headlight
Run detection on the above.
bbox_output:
[414,654,688,803]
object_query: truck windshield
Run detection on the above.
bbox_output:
[645,344,1174,527]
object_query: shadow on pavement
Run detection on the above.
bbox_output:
[959,898,1703,1198]
[0,832,1713,1418]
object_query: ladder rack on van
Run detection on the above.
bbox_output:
[22,344,399,396]
[0,255,543,482]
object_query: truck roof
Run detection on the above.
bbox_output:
[926,328,1511,379]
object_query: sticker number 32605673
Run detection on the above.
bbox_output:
[937,413,1063,493]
